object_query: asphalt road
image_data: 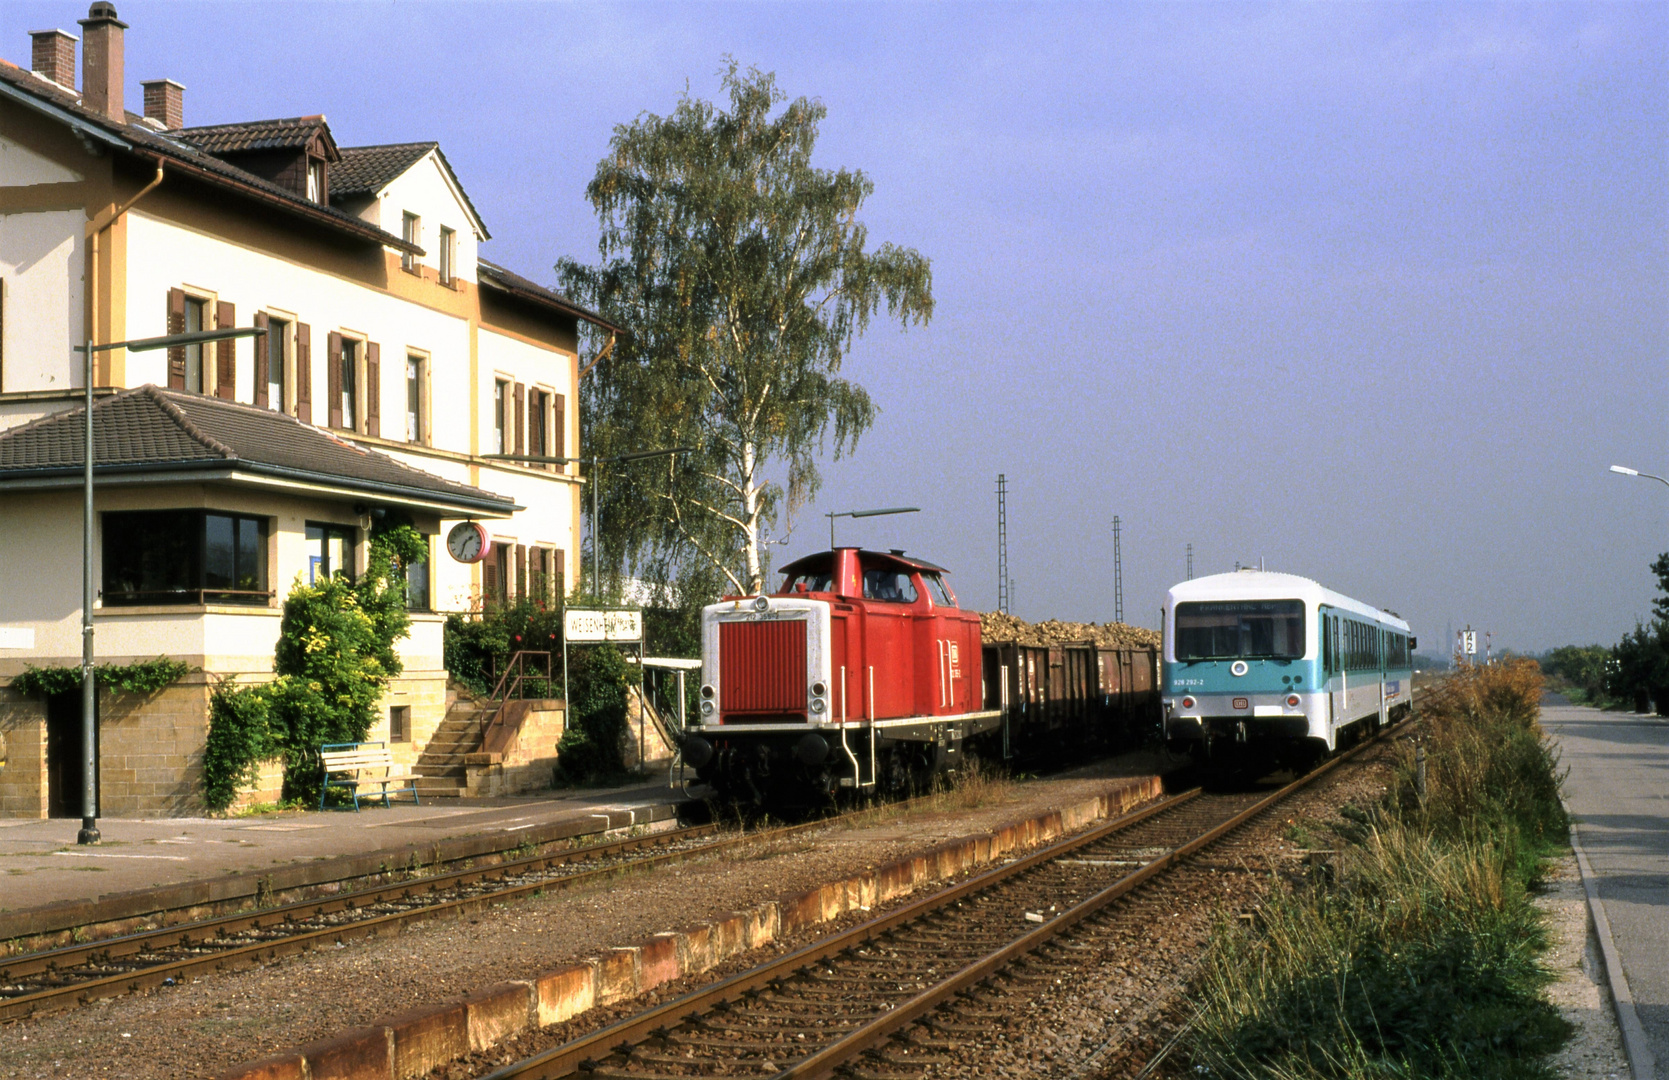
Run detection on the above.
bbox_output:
[1543,699,1669,1079]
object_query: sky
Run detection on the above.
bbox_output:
[4,1,1662,654]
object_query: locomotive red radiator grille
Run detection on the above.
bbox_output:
[719,619,808,716]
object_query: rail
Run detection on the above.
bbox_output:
[478,715,1401,1080]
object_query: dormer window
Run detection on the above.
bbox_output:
[402,213,420,273]
[307,158,326,204]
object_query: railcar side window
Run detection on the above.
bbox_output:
[922,573,957,607]
[1174,600,1304,661]
[862,568,918,603]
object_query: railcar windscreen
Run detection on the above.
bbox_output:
[1174,600,1305,660]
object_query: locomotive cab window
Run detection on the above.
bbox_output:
[862,568,917,604]
[783,569,834,594]
[1174,599,1305,661]
[922,573,957,607]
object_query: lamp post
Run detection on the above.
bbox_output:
[825,506,920,549]
[1609,464,1669,490]
[483,447,693,598]
[71,325,266,844]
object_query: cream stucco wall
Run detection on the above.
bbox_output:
[0,208,84,393]
[365,151,484,280]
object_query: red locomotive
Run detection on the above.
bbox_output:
[681,547,1001,803]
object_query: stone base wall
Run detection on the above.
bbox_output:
[229,757,286,812]
[0,668,455,819]
[465,700,564,797]
[0,691,47,819]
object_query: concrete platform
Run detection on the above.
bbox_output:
[0,774,692,943]
[1543,699,1668,1080]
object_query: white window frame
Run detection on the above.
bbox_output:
[405,349,431,445]
[402,213,421,274]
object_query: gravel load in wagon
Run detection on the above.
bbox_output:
[980,611,1161,650]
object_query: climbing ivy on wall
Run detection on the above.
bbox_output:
[8,657,189,698]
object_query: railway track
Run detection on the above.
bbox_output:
[472,730,1391,1080]
[0,813,848,1022]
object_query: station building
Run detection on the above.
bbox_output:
[0,4,615,817]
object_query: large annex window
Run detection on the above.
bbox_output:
[1174,600,1305,661]
[102,510,270,606]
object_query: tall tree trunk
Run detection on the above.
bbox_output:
[742,439,764,594]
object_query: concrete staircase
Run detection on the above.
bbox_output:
[414,684,491,797]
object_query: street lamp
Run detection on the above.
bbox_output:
[482,447,693,598]
[1609,464,1669,489]
[825,506,920,549]
[70,325,267,844]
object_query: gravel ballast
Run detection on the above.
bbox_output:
[0,756,1165,1079]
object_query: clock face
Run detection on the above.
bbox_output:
[446,522,490,564]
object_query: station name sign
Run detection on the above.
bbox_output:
[564,608,643,643]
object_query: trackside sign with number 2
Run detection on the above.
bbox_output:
[564,609,643,643]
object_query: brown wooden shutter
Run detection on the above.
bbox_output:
[515,544,527,601]
[166,288,186,389]
[295,323,312,423]
[553,394,565,471]
[214,300,236,400]
[326,331,343,429]
[252,312,270,408]
[555,548,564,601]
[513,381,525,457]
[365,341,381,437]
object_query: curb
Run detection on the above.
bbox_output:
[1568,821,1656,1080]
[214,775,1165,1080]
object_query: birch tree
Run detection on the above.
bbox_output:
[558,62,933,597]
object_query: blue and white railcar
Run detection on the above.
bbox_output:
[1162,570,1414,769]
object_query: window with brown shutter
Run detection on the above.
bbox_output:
[554,548,565,600]
[515,544,527,601]
[253,312,270,408]
[365,341,381,437]
[295,323,312,423]
[215,300,236,400]
[166,288,186,389]
[553,394,566,466]
[326,331,343,429]
[513,381,525,456]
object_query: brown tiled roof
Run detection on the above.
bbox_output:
[332,142,436,196]
[477,259,620,333]
[173,115,338,159]
[332,142,491,240]
[0,386,517,515]
[0,62,418,255]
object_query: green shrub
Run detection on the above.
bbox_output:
[443,601,562,697]
[201,529,419,811]
[1184,660,1572,1080]
[555,642,631,784]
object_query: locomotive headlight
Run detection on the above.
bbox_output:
[1181,696,1196,710]
[752,596,771,613]
[809,697,827,714]
[700,700,715,716]
[811,681,828,697]
[1286,694,1301,707]
[700,684,715,699]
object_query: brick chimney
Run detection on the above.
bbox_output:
[141,79,184,130]
[29,29,78,90]
[77,2,127,123]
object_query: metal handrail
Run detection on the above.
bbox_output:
[479,650,554,739]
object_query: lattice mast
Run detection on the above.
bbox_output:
[1112,515,1124,624]
[995,474,1010,614]
[1186,542,1194,580]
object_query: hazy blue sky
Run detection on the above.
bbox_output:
[6,1,1662,653]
